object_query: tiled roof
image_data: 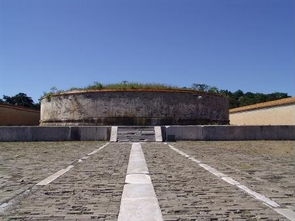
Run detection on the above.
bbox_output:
[230,97,295,113]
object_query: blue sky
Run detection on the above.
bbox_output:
[0,0,294,102]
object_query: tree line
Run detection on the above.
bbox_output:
[0,93,40,110]
[191,84,290,108]
[0,84,290,110]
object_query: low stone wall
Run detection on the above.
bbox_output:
[165,125,295,141]
[1,125,293,142]
[0,126,111,142]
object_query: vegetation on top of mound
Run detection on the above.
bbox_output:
[43,82,222,95]
[83,81,181,91]
[40,82,222,101]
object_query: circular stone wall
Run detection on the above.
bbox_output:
[40,90,229,126]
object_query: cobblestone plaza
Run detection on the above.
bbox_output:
[0,141,294,220]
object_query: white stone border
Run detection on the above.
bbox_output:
[154,126,163,142]
[36,165,74,186]
[166,143,295,221]
[118,143,163,221]
[110,126,118,142]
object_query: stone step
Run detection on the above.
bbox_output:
[117,126,156,142]
[117,131,155,135]
[117,135,155,139]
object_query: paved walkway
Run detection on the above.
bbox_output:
[1,142,130,220]
[0,141,294,220]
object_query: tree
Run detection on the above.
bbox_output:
[267,92,288,101]
[233,90,244,99]
[192,83,210,92]
[1,93,40,109]
[208,87,219,93]
[192,85,290,109]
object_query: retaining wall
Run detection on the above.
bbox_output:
[1,125,294,142]
[165,125,295,141]
[41,90,229,126]
[0,126,110,142]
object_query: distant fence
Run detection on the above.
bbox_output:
[0,104,40,126]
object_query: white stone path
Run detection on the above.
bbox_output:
[118,143,163,221]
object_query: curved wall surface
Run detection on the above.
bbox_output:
[40,90,229,126]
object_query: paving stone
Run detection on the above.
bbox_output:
[143,142,287,220]
[1,141,294,220]
[173,141,295,212]
[0,141,105,205]
[1,143,130,220]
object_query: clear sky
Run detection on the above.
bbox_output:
[1,0,294,102]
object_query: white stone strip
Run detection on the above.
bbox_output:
[37,142,110,186]
[118,143,163,221]
[125,174,152,184]
[87,142,110,156]
[127,143,149,174]
[154,126,163,142]
[36,165,74,186]
[274,208,295,221]
[110,126,118,142]
[167,144,295,220]
[0,189,32,214]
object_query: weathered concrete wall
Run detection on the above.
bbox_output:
[0,104,40,126]
[41,90,229,126]
[230,104,295,125]
[1,125,294,142]
[0,126,110,142]
[165,125,295,141]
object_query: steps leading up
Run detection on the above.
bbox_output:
[117,126,155,142]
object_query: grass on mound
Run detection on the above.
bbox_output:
[42,81,215,101]
[83,82,180,90]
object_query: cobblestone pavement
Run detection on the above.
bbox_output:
[1,142,130,220]
[143,142,288,220]
[0,141,105,205]
[173,141,295,212]
[1,141,294,220]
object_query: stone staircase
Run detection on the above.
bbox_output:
[116,126,156,142]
